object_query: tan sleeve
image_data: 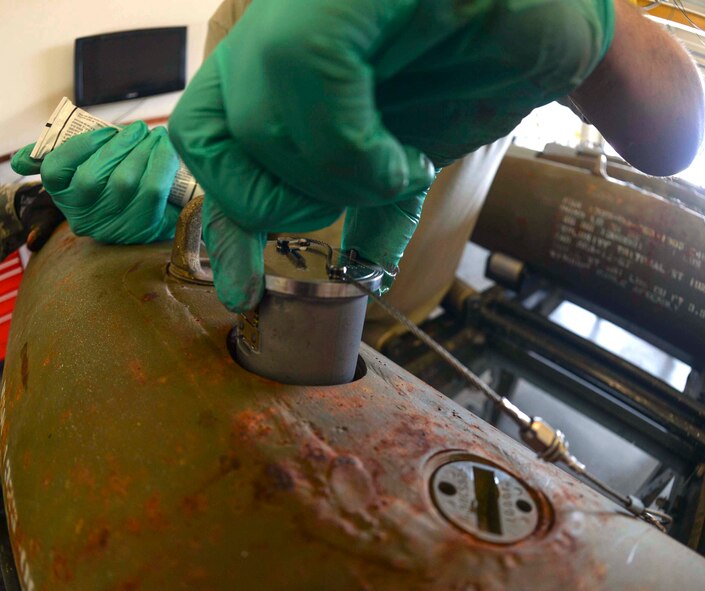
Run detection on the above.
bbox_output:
[204,0,254,59]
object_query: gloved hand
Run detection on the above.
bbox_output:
[171,0,610,312]
[11,121,181,244]
[171,52,433,310]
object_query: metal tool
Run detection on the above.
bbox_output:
[336,261,673,531]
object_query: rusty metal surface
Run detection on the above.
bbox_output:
[1,224,704,590]
[473,153,705,359]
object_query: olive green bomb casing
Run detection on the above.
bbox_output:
[1,219,704,590]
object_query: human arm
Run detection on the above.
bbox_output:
[570,0,704,176]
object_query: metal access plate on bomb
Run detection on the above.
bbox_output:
[431,460,539,544]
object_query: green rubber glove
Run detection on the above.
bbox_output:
[202,195,268,312]
[11,122,181,244]
[342,182,435,292]
[170,0,612,312]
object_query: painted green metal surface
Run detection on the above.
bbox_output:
[1,224,704,590]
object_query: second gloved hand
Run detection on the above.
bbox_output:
[11,121,181,244]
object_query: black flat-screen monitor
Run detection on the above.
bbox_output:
[74,27,186,107]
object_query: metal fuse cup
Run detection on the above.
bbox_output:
[229,239,383,386]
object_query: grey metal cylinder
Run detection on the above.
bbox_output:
[230,239,383,386]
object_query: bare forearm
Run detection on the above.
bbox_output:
[571,0,704,176]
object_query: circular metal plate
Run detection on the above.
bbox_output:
[263,239,383,298]
[431,460,539,544]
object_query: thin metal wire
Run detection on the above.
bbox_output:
[673,0,705,32]
[348,277,671,530]
[646,0,705,48]
[350,280,507,409]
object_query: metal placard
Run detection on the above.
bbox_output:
[431,460,539,544]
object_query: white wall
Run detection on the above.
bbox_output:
[1,0,222,160]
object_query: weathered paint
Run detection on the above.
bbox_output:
[1,224,704,590]
[473,152,705,358]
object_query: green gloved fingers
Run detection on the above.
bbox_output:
[114,130,182,243]
[342,186,430,292]
[10,124,179,244]
[82,131,180,243]
[201,194,267,312]
[43,123,144,201]
[10,144,42,176]
[90,125,168,219]
[47,124,180,244]
[170,55,344,233]
[39,127,122,197]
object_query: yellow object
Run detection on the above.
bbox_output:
[636,0,705,31]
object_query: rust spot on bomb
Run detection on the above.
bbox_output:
[126,260,142,274]
[141,291,158,302]
[106,472,132,497]
[230,409,273,442]
[393,422,431,451]
[144,493,168,531]
[52,552,73,582]
[85,526,110,555]
[219,453,241,475]
[125,517,142,535]
[70,463,96,490]
[198,410,218,429]
[128,360,147,386]
[182,493,209,516]
[302,443,328,463]
[20,342,28,391]
[53,234,78,255]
